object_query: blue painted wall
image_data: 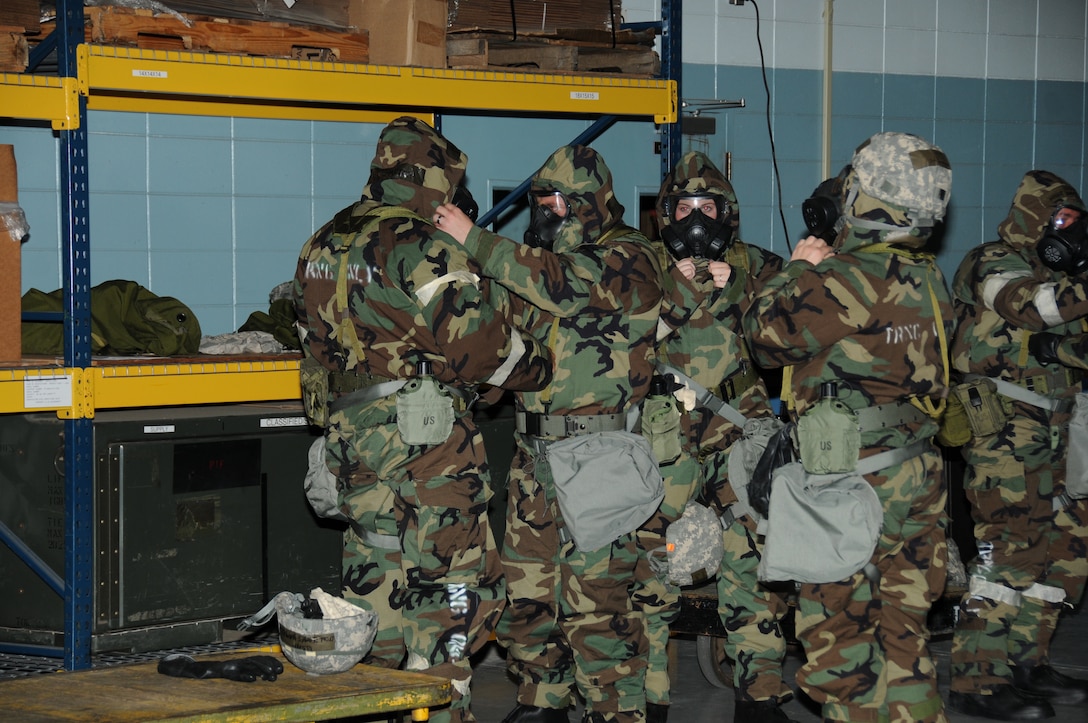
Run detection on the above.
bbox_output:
[2,0,1086,334]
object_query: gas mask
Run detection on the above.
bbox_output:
[524,191,570,250]
[660,195,732,261]
[1038,205,1088,275]
[802,166,850,242]
[451,184,479,222]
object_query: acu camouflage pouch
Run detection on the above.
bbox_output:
[396,376,455,445]
[796,397,860,474]
[951,377,1010,437]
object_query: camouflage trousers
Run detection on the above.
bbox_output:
[950,414,1088,694]
[794,449,949,723]
[633,452,704,706]
[497,441,649,722]
[333,413,506,723]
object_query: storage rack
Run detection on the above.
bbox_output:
[0,0,680,671]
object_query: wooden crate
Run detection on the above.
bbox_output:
[38,5,369,63]
[447,28,659,76]
[0,26,29,73]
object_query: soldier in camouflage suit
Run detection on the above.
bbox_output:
[947,170,1088,721]
[293,117,554,723]
[742,132,954,723]
[437,145,663,723]
[641,151,793,723]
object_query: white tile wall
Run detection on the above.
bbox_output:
[656,0,1084,82]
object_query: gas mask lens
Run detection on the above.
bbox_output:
[1052,207,1083,231]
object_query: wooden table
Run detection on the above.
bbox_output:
[0,650,451,722]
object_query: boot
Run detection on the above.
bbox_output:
[1012,664,1088,706]
[947,684,1055,720]
[501,702,570,723]
[733,698,795,722]
[645,702,668,723]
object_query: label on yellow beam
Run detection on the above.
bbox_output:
[24,375,72,408]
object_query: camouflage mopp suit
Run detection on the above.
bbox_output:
[456,144,664,723]
[645,151,791,715]
[948,169,1088,716]
[293,116,553,723]
[743,132,954,723]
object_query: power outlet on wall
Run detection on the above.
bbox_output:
[729,0,745,5]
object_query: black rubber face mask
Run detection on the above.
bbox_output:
[1038,206,1088,275]
[523,193,569,250]
[801,165,850,242]
[660,206,732,261]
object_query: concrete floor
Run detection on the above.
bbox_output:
[467,612,1088,723]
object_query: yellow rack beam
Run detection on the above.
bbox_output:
[81,46,677,123]
[92,360,302,410]
[0,73,80,129]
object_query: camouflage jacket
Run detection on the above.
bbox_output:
[657,242,783,454]
[743,227,953,448]
[951,170,1088,400]
[294,117,553,398]
[460,146,664,416]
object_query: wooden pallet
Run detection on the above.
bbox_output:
[39,6,369,64]
[447,28,659,76]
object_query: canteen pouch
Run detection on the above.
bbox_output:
[300,355,331,427]
[1066,393,1088,499]
[547,431,665,552]
[796,397,860,474]
[641,393,683,466]
[757,462,883,584]
[936,389,972,448]
[396,376,455,445]
[952,377,1010,437]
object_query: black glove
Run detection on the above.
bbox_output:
[157,653,284,682]
[747,422,796,519]
[1029,332,1062,365]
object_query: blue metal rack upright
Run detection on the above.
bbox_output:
[56,0,95,672]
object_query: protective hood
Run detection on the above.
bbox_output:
[655,150,739,234]
[359,116,467,219]
[996,169,1087,251]
[529,145,624,254]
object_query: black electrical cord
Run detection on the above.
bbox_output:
[749,0,792,252]
[510,0,518,42]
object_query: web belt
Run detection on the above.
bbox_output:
[516,409,628,438]
[330,378,468,413]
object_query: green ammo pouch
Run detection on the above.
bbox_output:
[936,391,972,448]
[396,376,455,446]
[641,393,683,466]
[300,355,331,427]
[796,397,860,475]
[952,377,1010,437]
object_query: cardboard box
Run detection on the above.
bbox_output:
[0,144,22,361]
[350,0,446,67]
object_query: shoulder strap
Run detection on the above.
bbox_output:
[656,362,748,427]
[330,205,432,367]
